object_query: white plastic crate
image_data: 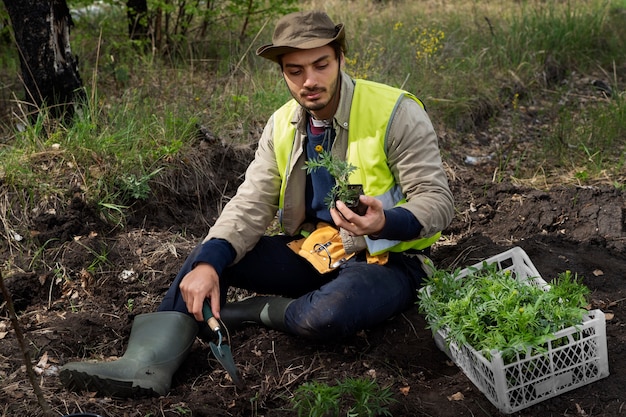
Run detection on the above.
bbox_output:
[428,246,609,414]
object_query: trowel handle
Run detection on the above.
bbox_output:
[202,301,221,333]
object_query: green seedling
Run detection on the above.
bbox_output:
[304,150,364,213]
[418,262,589,362]
[291,377,395,417]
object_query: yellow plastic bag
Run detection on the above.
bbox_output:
[287,223,356,274]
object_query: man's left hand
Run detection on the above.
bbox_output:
[330,195,385,237]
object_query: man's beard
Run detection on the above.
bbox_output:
[299,88,328,111]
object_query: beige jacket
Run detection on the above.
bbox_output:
[204,72,454,264]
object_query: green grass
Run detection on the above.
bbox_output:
[337,0,626,183]
[1,0,625,230]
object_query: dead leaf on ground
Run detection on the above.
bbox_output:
[447,391,465,401]
[0,321,7,339]
[575,403,588,416]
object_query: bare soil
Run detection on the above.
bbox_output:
[1,78,626,417]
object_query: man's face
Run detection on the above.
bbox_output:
[281,45,342,120]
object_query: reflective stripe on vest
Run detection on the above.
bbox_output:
[273,79,440,254]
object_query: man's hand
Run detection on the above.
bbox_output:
[330,195,385,237]
[179,262,221,322]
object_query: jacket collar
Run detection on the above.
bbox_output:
[333,71,355,133]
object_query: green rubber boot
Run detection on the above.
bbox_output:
[220,295,294,333]
[59,311,198,398]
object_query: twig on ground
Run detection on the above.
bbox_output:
[276,355,322,390]
[401,312,419,338]
[0,269,54,417]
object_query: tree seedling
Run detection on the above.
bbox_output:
[418,262,590,362]
[291,377,395,417]
[304,150,367,215]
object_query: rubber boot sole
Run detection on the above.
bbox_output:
[59,368,158,398]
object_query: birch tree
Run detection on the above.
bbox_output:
[2,0,85,122]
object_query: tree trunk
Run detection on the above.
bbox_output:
[127,0,148,41]
[2,0,85,122]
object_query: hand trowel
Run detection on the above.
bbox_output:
[202,301,244,388]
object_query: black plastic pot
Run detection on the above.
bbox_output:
[344,184,367,216]
[331,184,367,216]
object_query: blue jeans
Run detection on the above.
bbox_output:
[159,235,427,340]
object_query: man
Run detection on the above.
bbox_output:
[60,10,454,398]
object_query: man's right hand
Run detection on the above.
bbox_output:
[179,262,221,322]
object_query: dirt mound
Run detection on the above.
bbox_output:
[448,181,625,254]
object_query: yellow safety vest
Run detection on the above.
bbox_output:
[274,79,441,255]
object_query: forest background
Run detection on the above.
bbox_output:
[1,0,624,210]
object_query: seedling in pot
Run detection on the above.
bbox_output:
[304,150,367,215]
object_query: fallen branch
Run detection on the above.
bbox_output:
[0,269,54,417]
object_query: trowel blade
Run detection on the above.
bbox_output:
[209,341,244,389]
